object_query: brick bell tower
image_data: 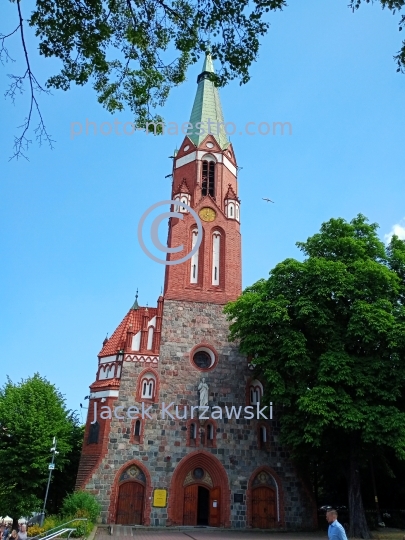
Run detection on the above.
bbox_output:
[76,54,317,531]
[164,54,241,304]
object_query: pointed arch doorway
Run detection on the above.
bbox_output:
[115,465,146,525]
[168,451,230,527]
[248,468,284,529]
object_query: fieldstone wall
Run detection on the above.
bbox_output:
[84,299,316,529]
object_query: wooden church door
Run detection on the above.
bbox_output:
[252,486,276,528]
[116,482,145,524]
[183,484,198,525]
[209,487,221,527]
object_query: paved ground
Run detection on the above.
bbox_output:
[96,527,327,540]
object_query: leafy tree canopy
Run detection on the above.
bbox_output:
[224,214,405,538]
[1,0,405,158]
[0,373,83,517]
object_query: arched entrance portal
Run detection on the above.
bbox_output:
[115,465,146,524]
[249,469,282,529]
[168,451,230,527]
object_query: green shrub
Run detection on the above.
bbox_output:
[61,491,101,523]
[69,520,93,538]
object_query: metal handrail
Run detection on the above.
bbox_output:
[30,518,88,540]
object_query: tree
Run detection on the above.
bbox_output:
[1,0,405,159]
[0,373,83,517]
[224,214,405,539]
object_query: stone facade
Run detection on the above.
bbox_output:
[78,300,316,529]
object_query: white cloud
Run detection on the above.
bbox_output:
[384,218,405,244]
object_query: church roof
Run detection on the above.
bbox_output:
[188,54,229,150]
[175,178,191,194]
[225,183,239,201]
[99,304,157,357]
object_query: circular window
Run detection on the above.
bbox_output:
[206,142,214,148]
[184,145,190,151]
[191,346,217,371]
[193,468,204,480]
[193,351,211,369]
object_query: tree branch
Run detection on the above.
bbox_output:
[4,0,54,160]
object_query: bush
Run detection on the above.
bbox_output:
[69,520,94,538]
[27,526,45,537]
[61,491,101,523]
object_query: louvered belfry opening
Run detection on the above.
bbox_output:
[202,161,215,197]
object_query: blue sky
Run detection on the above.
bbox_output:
[1,0,404,416]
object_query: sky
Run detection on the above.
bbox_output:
[1,0,404,417]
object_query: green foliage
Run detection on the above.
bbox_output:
[61,491,101,523]
[69,519,94,538]
[224,214,405,537]
[225,214,405,456]
[0,374,83,517]
[26,0,287,125]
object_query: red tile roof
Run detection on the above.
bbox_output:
[98,305,158,357]
[90,378,121,390]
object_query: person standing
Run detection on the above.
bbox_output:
[326,509,348,540]
[17,525,27,540]
[2,525,11,540]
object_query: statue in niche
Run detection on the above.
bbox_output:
[198,378,209,408]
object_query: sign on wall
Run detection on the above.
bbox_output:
[153,489,167,507]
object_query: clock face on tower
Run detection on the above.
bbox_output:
[199,207,216,222]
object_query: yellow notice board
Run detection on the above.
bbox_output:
[153,489,167,507]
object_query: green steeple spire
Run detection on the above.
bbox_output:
[188,54,229,150]
[131,289,139,310]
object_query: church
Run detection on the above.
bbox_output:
[76,55,317,530]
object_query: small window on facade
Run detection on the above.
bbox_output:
[193,351,211,369]
[190,422,197,446]
[88,421,100,445]
[230,206,233,216]
[249,380,263,405]
[260,426,267,443]
[141,376,155,399]
[132,419,141,444]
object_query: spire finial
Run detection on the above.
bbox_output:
[132,289,139,310]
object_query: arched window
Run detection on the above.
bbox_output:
[212,232,221,286]
[206,423,214,447]
[133,419,141,444]
[258,423,270,450]
[249,380,263,405]
[190,422,197,446]
[141,375,155,399]
[190,228,200,284]
[202,159,215,197]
